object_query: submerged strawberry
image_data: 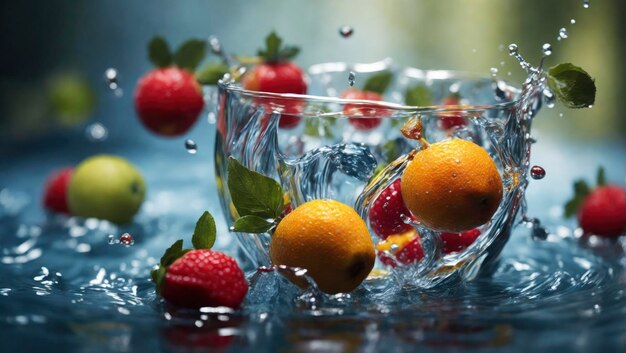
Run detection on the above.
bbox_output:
[242,32,307,129]
[376,230,424,267]
[152,211,248,309]
[441,229,481,254]
[43,168,74,214]
[439,94,467,130]
[565,167,626,238]
[341,71,393,131]
[369,179,415,239]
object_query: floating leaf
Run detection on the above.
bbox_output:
[547,63,596,109]
[232,215,275,233]
[195,63,229,85]
[148,36,173,68]
[363,71,393,95]
[405,85,433,106]
[192,211,216,250]
[227,157,284,219]
[174,39,207,71]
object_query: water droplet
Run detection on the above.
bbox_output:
[185,139,197,154]
[583,1,590,9]
[507,71,512,76]
[542,43,552,56]
[471,48,477,54]
[558,28,569,40]
[348,71,356,86]
[208,35,222,55]
[508,43,518,56]
[500,61,506,67]
[107,234,117,245]
[207,112,216,124]
[570,19,576,24]
[339,25,353,38]
[490,67,498,77]
[85,123,108,142]
[119,233,134,246]
[104,68,118,89]
[530,165,546,180]
[559,113,564,117]
[543,88,556,108]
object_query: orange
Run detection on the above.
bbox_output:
[270,199,375,294]
[401,138,503,232]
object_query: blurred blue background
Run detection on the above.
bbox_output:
[0,0,624,227]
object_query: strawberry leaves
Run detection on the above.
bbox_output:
[151,211,216,294]
[195,63,229,85]
[405,85,433,107]
[564,166,605,218]
[148,37,173,68]
[546,63,596,109]
[363,71,393,95]
[227,157,287,233]
[257,31,300,63]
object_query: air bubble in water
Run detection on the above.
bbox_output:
[530,165,546,180]
[348,71,356,86]
[86,123,108,141]
[558,28,568,40]
[542,43,552,56]
[339,25,353,38]
[507,44,518,56]
[208,35,222,55]
[185,139,197,154]
[119,233,134,246]
[490,67,498,77]
[583,1,590,9]
[104,68,118,90]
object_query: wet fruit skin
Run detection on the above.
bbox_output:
[134,67,205,136]
[401,138,503,233]
[270,199,375,294]
[242,62,307,129]
[162,249,248,309]
[376,230,423,267]
[439,95,467,130]
[43,168,74,214]
[341,88,384,130]
[578,185,626,238]
[441,229,481,254]
[369,179,416,239]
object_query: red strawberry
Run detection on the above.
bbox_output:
[341,88,384,130]
[439,94,467,130]
[162,249,248,309]
[243,32,307,129]
[441,229,481,254]
[369,179,416,239]
[376,230,424,267]
[578,185,626,238]
[134,67,205,137]
[43,168,73,214]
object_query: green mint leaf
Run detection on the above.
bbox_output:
[304,117,335,138]
[232,215,275,233]
[563,179,591,218]
[257,31,300,62]
[148,36,173,68]
[195,63,229,85]
[405,85,433,106]
[363,71,393,95]
[160,239,184,267]
[547,63,596,109]
[227,157,284,219]
[173,39,207,71]
[596,166,606,186]
[151,266,167,294]
[192,211,216,250]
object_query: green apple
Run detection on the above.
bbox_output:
[68,155,146,224]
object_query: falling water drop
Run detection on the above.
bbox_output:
[348,71,356,86]
[339,25,354,38]
[542,43,552,56]
[185,139,197,154]
[119,233,134,246]
[558,28,569,40]
[104,68,118,90]
[530,165,546,180]
[583,1,590,9]
[507,44,518,56]
[85,123,108,142]
[107,234,117,245]
[543,88,556,108]
[570,19,576,24]
[490,67,498,77]
[208,35,222,55]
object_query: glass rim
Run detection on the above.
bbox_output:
[217,59,523,116]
